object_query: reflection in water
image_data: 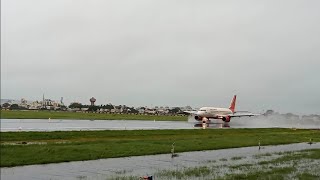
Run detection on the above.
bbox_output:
[193,122,230,128]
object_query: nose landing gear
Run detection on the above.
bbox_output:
[201,117,209,129]
[202,122,207,129]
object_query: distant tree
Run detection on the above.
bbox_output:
[9,104,22,110]
[101,104,114,110]
[105,104,114,110]
[69,102,83,109]
[59,105,67,110]
[88,106,99,112]
[2,103,10,108]
[170,107,182,114]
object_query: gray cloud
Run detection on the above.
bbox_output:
[1,0,320,114]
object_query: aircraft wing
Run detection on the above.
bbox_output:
[183,111,197,115]
[229,112,260,117]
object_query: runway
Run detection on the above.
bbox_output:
[1,115,319,132]
[0,119,195,132]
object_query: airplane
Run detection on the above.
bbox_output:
[184,95,259,128]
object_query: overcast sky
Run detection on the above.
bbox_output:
[1,0,320,114]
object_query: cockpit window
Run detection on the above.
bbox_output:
[200,110,206,111]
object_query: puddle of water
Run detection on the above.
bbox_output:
[1,143,319,180]
[1,142,47,145]
[1,141,71,146]
[0,119,194,132]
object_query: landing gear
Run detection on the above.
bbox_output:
[202,122,207,129]
[202,117,209,129]
[193,123,208,128]
[223,123,230,128]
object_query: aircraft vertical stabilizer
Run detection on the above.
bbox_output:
[229,95,237,113]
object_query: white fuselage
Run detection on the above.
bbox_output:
[196,107,232,118]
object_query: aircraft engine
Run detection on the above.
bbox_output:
[202,117,209,124]
[194,116,202,121]
[222,116,231,122]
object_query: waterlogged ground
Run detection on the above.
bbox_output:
[1,143,319,180]
[152,149,320,180]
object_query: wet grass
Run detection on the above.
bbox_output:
[206,160,216,163]
[151,165,298,180]
[146,149,320,180]
[221,167,296,180]
[253,152,272,159]
[219,158,228,161]
[223,149,320,180]
[155,166,211,179]
[230,156,244,160]
[0,110,187,121]
[1,128,319,167]
[76,175,87,180]
[297,172,320,180]
[229,163,253,169]
[258,149,320,165]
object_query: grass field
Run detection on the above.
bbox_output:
[1,128,319,167]
[0,110,187,121]
[150,149,320,180]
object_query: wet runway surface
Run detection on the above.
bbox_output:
[0,119,195,132]
[1,143,319,180]
[1,115,319,132]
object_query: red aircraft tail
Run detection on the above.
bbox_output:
[229,95,237,113]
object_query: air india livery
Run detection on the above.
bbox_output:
[184,95,258,128]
